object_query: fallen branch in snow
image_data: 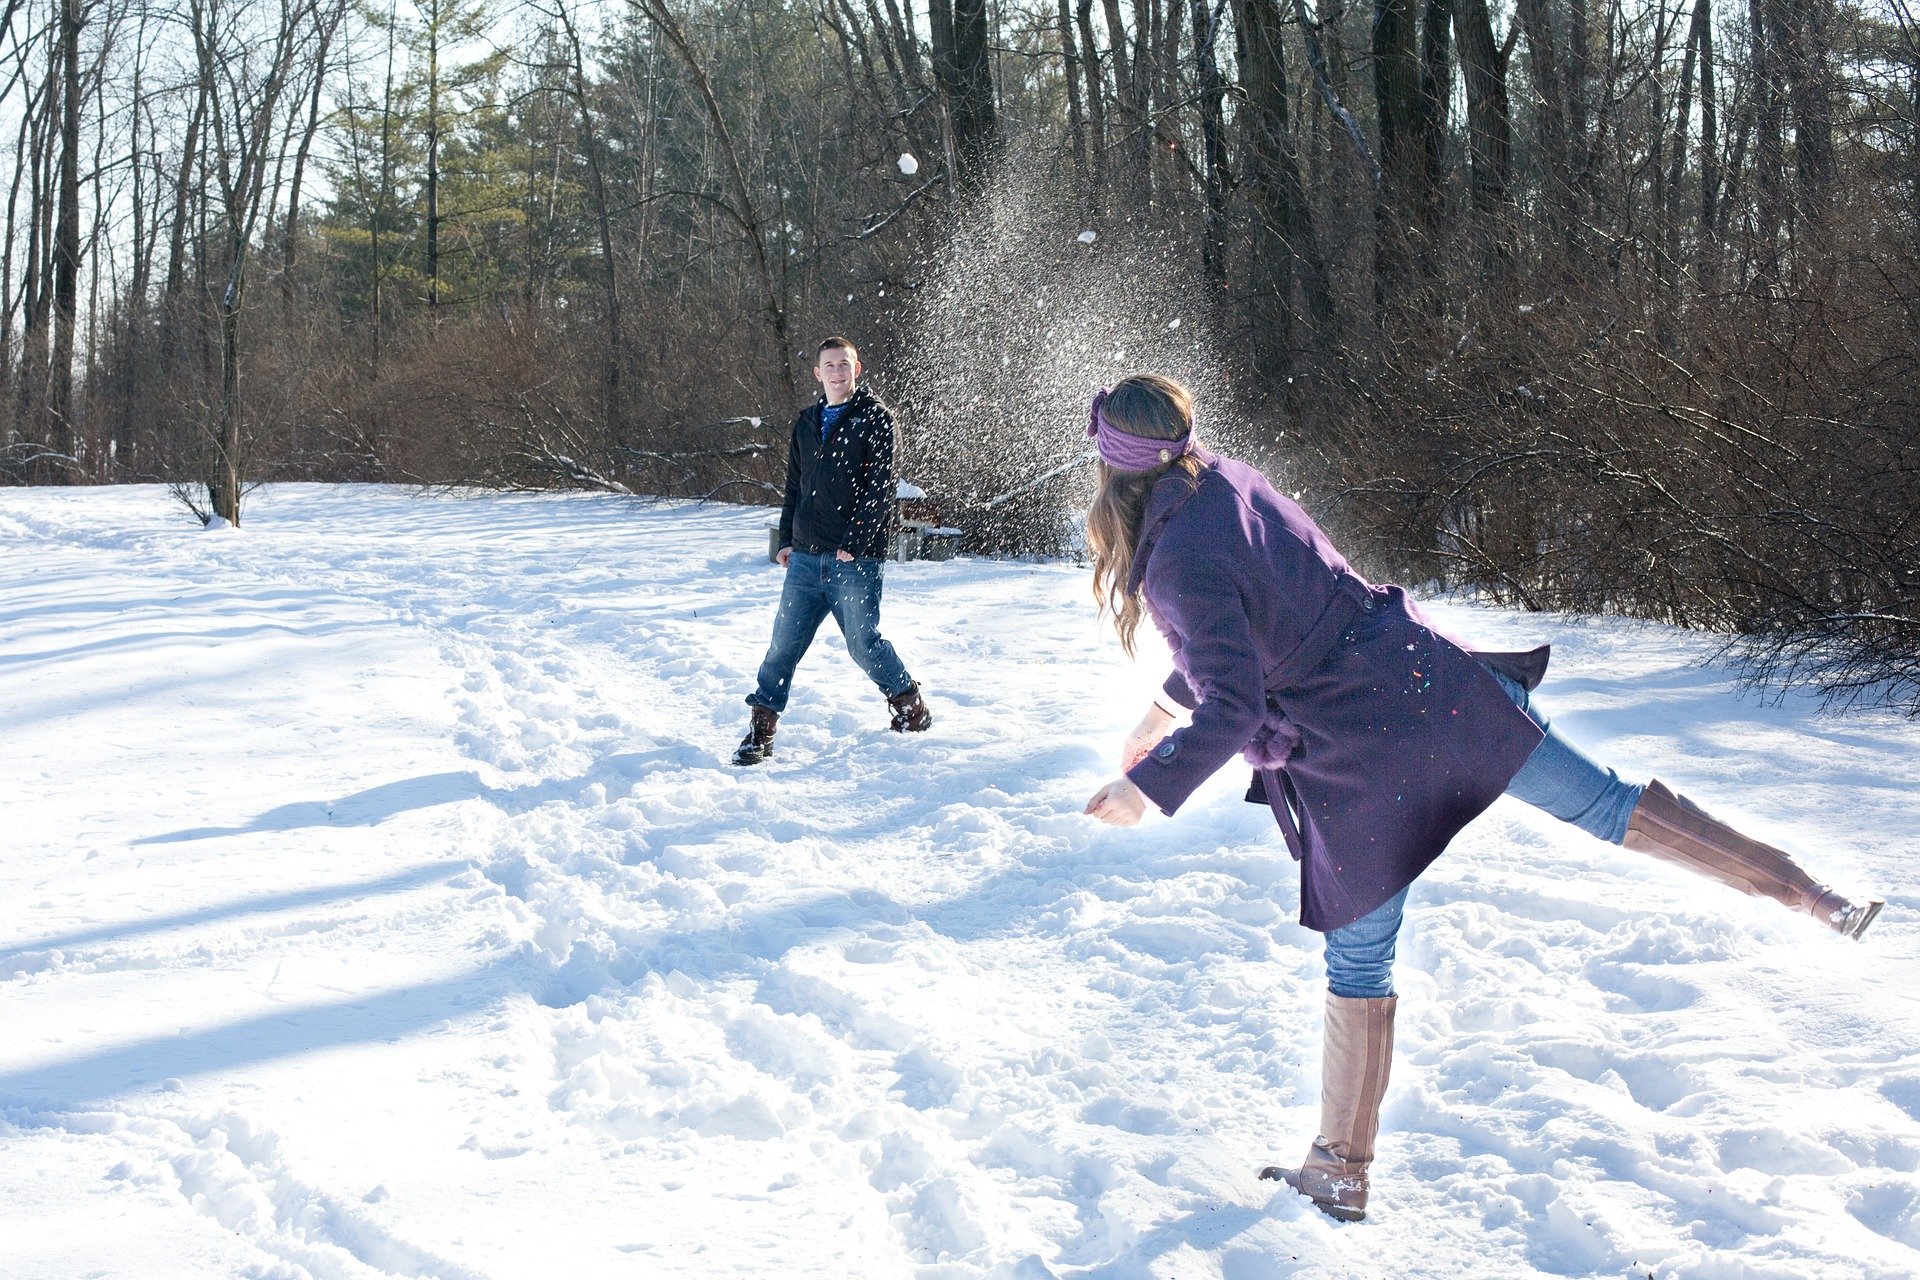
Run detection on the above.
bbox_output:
[612,441,780,504]
[697,478,782,501]
[540,452,635,495]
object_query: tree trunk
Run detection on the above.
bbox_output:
[1098,0,1142,197]
[46,0,83,480]
[212,278,242,522]
[426,0,441,308]
[283,0,341,309]
[1452,0,1513,222]
[1566,0,1590,201]
[1373,0,1422,305]
[951,0,996,180]
[1749,0,1786,280]
[373,0,397,377]
[1416,0,1454,271]
[1190,0,1229,281]
[189,0,309,526]
[555,3,623,436]
[2,60,35,459]
[1663,0,1707,292]
[1772,0,1835,226]
[1697,0,1719,253]
[15,56,52,455]
[1075,0,1107,204]
[1234,0,1335,360]
[1514,0,1572,242]
[162,83,205,372]
[1057,0,1087,188]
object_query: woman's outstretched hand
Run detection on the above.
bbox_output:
[1084,777,1148,826]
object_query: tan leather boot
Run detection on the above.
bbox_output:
[1624,779,1882,939]
[1260,993,1396,1222]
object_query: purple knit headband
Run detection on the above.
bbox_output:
[1087,387,1194,471]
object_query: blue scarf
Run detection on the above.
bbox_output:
[820,400,850,443]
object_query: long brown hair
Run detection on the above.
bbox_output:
[1087,375,1203,656]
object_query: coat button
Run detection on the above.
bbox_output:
[1155,740,1178,761]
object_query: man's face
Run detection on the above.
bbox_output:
[814,347,860,402]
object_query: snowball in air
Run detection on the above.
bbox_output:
[1168,318,1182,329]
[898,153,919,176]
[1077,230,1097,244]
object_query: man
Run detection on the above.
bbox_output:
[734,337,933,765]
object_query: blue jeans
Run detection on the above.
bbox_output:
[1321,671,1645,998]
[747,552,914,714]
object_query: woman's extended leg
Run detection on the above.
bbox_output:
[1490,671,1881,938]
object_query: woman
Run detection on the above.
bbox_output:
[1078,374,1881,1224]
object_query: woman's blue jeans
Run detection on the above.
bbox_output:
[1321,671,1646,998]
[747,551,914,714]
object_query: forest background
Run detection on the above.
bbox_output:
[0,0,1915,710]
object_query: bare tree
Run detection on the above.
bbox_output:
[186,0,321,523]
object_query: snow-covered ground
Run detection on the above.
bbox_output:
[3,483,1918,1280]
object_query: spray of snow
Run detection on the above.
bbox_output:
[893,156,1249,553]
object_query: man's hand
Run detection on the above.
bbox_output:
[776,546,793,567]
[1121,702,1178,771]
[1083,777,1148,826]
[835,549,855,562]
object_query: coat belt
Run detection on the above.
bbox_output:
[1262,572,1375,694]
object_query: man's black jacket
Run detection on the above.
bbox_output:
[777,386,895,560]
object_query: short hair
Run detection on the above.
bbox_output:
[816,336,859,362]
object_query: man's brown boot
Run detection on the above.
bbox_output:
[732,706,778,766]
[887,683,933,732]
[1260,993,1397,1223]
[1624,779,1882,939]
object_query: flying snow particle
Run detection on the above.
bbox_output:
[898,153,919,176]
[749,417,763,427]
[1168,318,1182,330]
[1078,230,1097,244]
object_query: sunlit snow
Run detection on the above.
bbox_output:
[3,484,1916,1279]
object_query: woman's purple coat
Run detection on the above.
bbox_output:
[1122,452,1546,931]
